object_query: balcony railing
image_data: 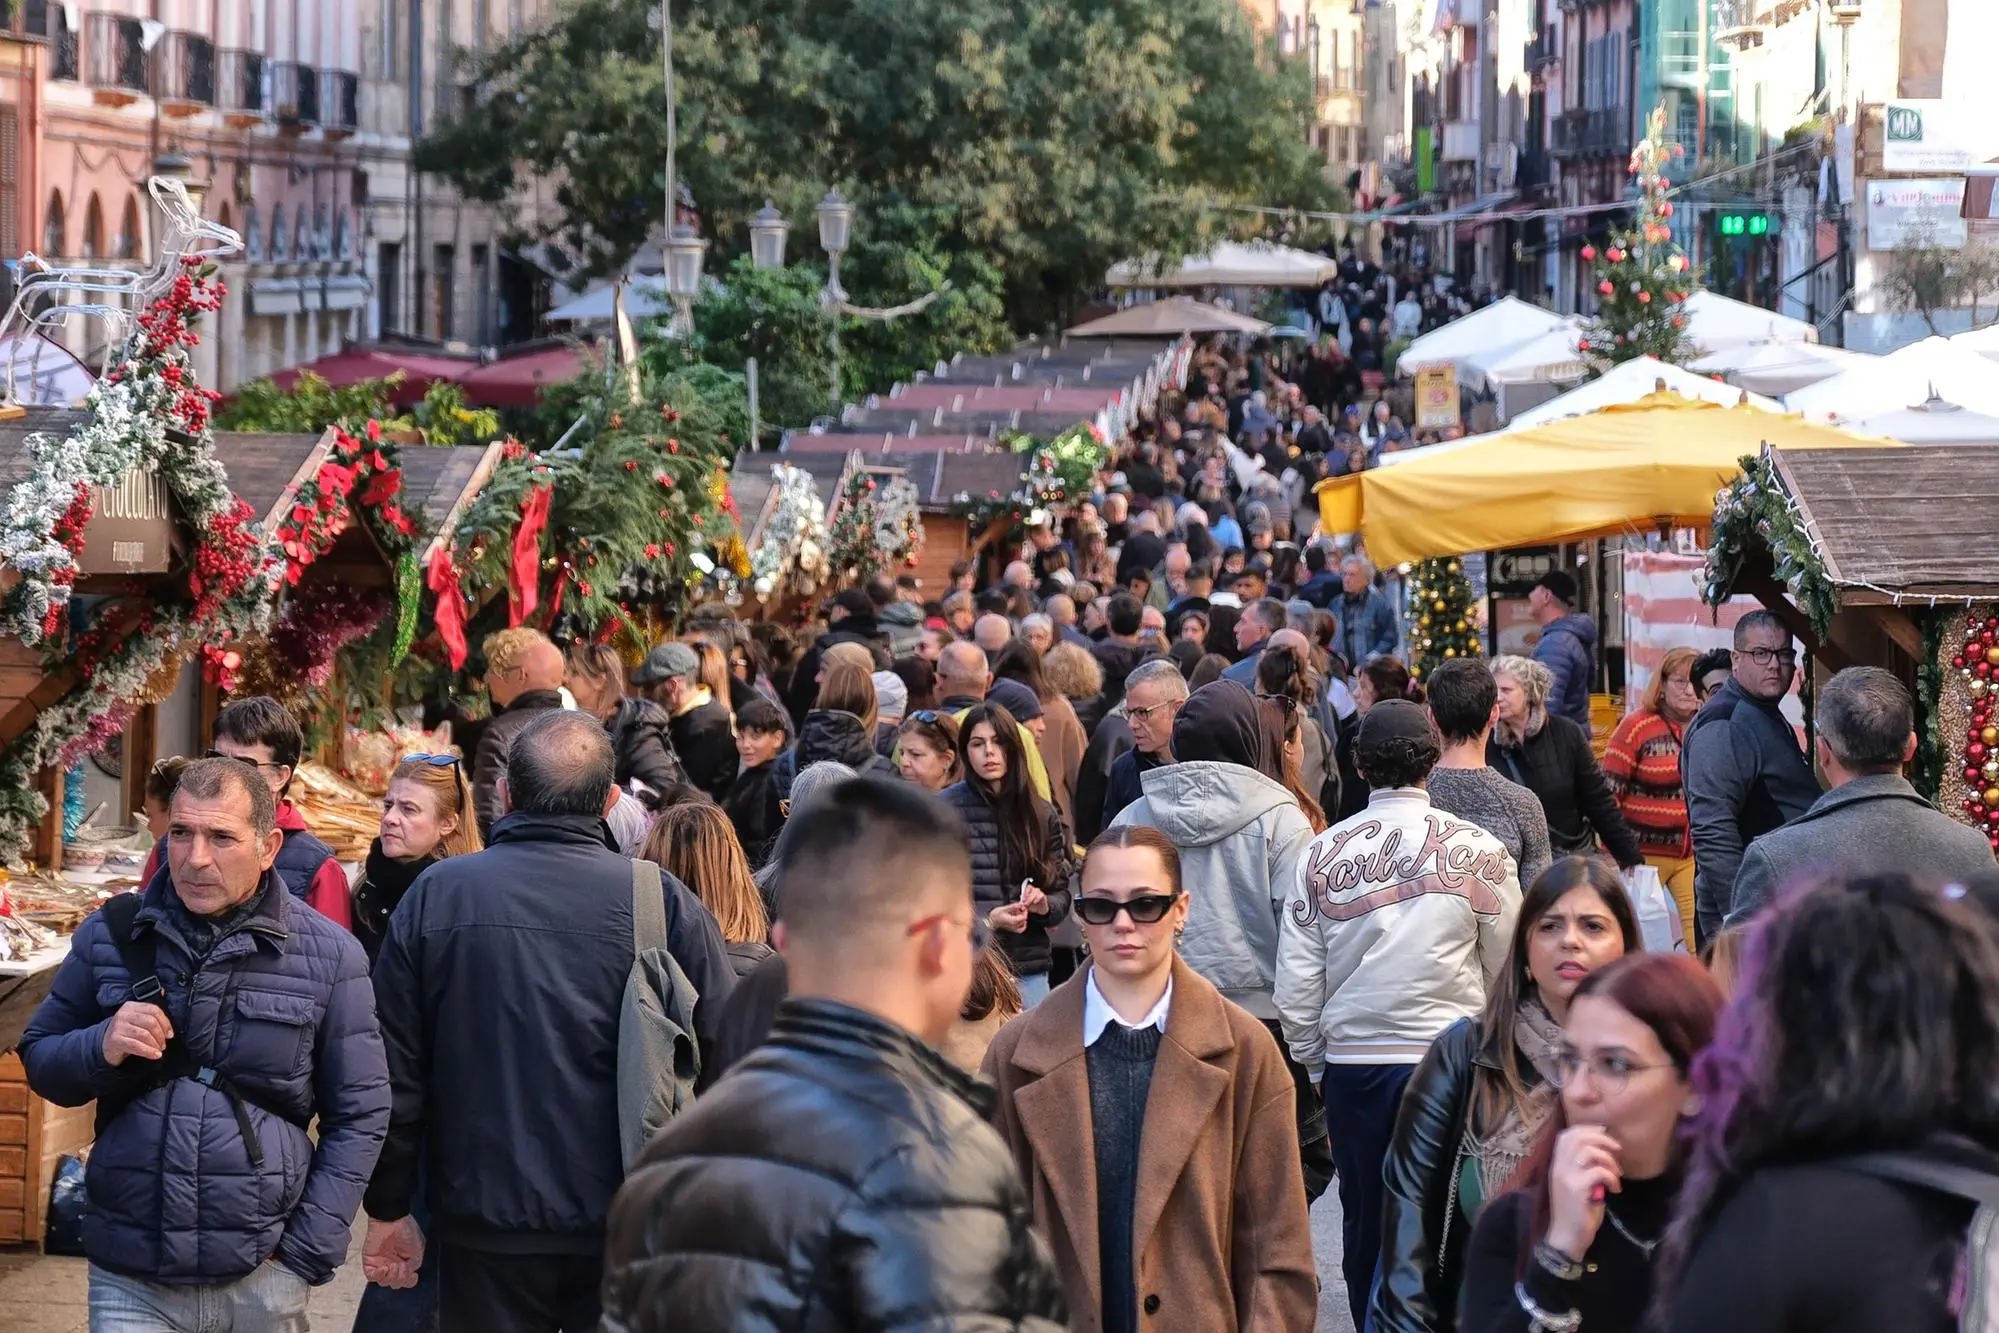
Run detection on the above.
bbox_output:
[1523,34,1557,71]
[270,60,318,126]
[1519,146,1550,190]
[84,12,148,96]
[218,48,262,117]
[1551,110,1585,157]
[1585,106,1630,156]
[157,31,215,108]
[323,69,358,134]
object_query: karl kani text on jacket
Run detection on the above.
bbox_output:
[1294,815,1512,923]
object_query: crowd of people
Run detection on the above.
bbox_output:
[18,341,1999,1333]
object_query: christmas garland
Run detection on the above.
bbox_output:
[0,264,286,864]
[828,471,925,584]
[1703,449,1838,636]
[749,463,830,600]
[951,423,1108,529]
[1941,608,1999,857]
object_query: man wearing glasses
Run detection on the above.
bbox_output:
[1680,610,1822,948]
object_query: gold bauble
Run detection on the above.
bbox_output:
[1443,647,1457,658]
[1455,620,1468,632]
[1983,726,1999,746]
[1975,679,1993,699]
[1447,561,1462,574]
[1983,787,1999,809]
[1433,599,1447,612]
[1986,646,1999,667]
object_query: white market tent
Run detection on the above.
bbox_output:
[1395,297,1569,375]
[1950,322,1999,363]
[1502,356,1781,430]
[1462,319,1589,390]
[1105,241,1341,289]
[1688,340,1876,397]
[1843,396,1999,443]
[1784,336,1999,420]
[1681,290,1819,352]
[546,278,672,323]
[1064,297,1270,337]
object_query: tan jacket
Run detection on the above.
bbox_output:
[1040,693,1089,837]
[982,958,1319,1333]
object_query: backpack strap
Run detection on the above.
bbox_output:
[632,858,668,959]
[1839,1151,1999,1209]
[100,892,160,1003]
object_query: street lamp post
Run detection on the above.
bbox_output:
[664,224,706,337]
[815,189,852,407]
[748,202,789,270]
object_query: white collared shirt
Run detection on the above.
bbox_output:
[1083,967,1173,1047]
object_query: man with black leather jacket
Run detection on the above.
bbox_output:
[601,777,1067,1333]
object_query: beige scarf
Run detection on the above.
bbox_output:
[1465,995,1566,1200]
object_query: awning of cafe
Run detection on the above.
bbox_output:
[1314,391,1896,566]
[265,349,468,407]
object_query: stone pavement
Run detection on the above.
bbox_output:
[0,1192,1352,1332]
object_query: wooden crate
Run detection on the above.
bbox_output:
[0,1052,94,1248]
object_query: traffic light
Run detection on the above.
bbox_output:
[1717,212,1778,237]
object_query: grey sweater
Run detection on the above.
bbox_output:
[1426,766,1554,889]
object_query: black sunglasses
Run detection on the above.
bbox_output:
[1074,891,1183,926]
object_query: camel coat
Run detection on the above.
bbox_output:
[982,957,1319,1333]
[1040,692,1089,838]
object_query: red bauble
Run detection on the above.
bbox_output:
[1581,245,1597,260]
[1970,742,1987,760]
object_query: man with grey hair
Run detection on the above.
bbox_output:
[1728,666,1993,924]
[1099,659,1191,830]
[1681,609,1821,945]
[1223,597,1289,685]
[363,710,733,1328]
[22,757,389,1320]
[973,612,1014,657]
[1333,554,1399,669]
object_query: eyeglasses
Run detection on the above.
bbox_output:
[1074,891,1183,926]
[907,912,993,952]
[402,754,461,769]
[204,749,288,773]
[1126,700,1179,723]
[1551,1048,1678,1093]
[1740,646,1798,668]
[1663,675,1695,690]
[1257,692,1300,715]
[909,710,944,725]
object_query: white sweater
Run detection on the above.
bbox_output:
[1274,787,1521,1068]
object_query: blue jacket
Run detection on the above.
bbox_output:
[1334,587,1399,667]
[364,812,736,1250]
[20,867,388,1286]
[1297,570,1343,609]
[1533,611,1598,732]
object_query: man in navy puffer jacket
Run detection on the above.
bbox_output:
[21,757,388,1323]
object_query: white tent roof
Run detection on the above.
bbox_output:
[1843,397,1999,443]
[1950,322,1999,362]
[1105,241,1341,289]
[546,278,672,323]
[1395,297,1569,376]
[1502,356,1781,430]
[1784,336,1999,420]
[1688,340,1876,396]
[1462,320,1589,389]
[1681,290,1818,352]
[1064,297,1269,336]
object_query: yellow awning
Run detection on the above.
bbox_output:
[1314,391,1895,566]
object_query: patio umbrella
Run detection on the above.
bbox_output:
[1785,336,1999,420]
[1689,341,1875,396]
[1105,241,1340,289]
[1681,290,1818,352]
[1395,297,1569,376]
[1500,356,1780,431]
[1843,396,1999,444]
[1064,297,1271,337]
[1314,391,1892,565]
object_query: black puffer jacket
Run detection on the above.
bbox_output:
[1373,1017,1546,1333]
[766,710,894,833]
[1488,714,1644,867]
[601,999,1068,1333]
[939,781,1074,979]
[607,696,685,801]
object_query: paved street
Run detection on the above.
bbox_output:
[0,1191,1354,1332]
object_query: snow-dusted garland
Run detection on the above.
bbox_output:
[828,472,925,583]
[749,463,830,600]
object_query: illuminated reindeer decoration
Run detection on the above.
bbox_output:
[0,175,243,406]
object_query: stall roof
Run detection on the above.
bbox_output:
[399,442,508,560]
[731,450,1024,517]
[1770,444,1999,601]
[208,431,337,528]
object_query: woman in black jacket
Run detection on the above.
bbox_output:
[566,643,685,803]
[1655,872,1999,1333]
[1374,858,1640,1333]
[940,702,1074,1008]
[1487,656,1643,868]
[766,660,896,829]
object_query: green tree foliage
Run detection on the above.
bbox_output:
[216,373,502,445]
[415,0,1337,333]
[1578,107,1696,368]
[1407,557,1480,683]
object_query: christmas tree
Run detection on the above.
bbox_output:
[1408,556,1480,681]
[1577,105,1695,368]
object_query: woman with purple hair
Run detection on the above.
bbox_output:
[1458,954,1723,1332]
[1654,871,1999,1333]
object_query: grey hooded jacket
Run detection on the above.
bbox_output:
[1112,760,1316,1020]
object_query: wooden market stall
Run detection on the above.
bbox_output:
[1705,442,1999,851]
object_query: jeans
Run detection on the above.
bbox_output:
[1016,970,1051,1009]
[1322,1063,1417,1332]
[90,1260,310,1333]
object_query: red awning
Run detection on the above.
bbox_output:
[455,345,590,408]
[264,349,471,406]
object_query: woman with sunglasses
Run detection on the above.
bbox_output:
[894,710,961,792]
[942,703,1074,1008]
[1375,858,1640,1333]
[1459,953,1722,1333]
[984,826,1318,1333]
[353,755,484,967]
